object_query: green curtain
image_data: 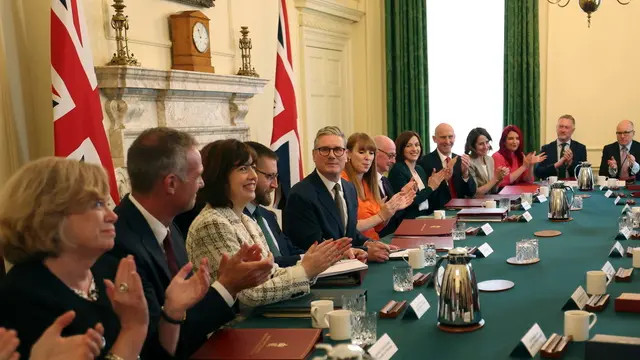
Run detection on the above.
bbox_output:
[504,1,540,153]
[385,0,429,144]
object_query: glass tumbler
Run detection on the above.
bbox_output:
[351,311,377,347]
[499,198,511,213]
[422,243,437,266]
[516,240,533,263]
[342,293,366,315]
[452,222,466,241]
[527,239,539,259]
[392,265,414,292]
[572,196,583,209]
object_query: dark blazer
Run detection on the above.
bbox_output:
[387,161,434,219]
[534,139,587,179]
[378,175,404,237]
[418,150,477,211]
[0,261,120,359]
[243,205,305,267]
[96,195,235,359]
[598,140,640,180]
[174,200,206,238]
[283,170,369,251]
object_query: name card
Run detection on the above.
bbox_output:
[614,196,621,205]
[609,241,626,257]
[480,223,494,236]
[618,227,632,240]
[602,261,616,284]
[521,201,532,211]
[510,323,547,358]
[522,211,533,222]
[537,195,548,203]
[622,204,632,214]
[562,286,589,311]
[600,185,604,191]
[404,293,430,319]
[368,333,398,360]
[476,242,494,258]
[604,190,613,198]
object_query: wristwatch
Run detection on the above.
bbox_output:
[161,305,187,324]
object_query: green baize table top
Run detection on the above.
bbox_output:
[236,190,640,359]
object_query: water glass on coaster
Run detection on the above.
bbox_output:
[572,195,583,209]
[527,239,539,259]
[351,311,377,347]
[392,264,414,292]
[521,192,534,204]
[516,240,533,263]
[421,243,437,266]
[342,293,366,314]
[453,222,467,241]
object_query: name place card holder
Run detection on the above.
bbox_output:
[562,286,589,311]
[379,300,407,319]
[615,267,634,282]
[412,272,431,287]
[510,323,547,358]
[609,241,626,257]
[540,333,572,359]
[402,294,430,320]
[584,294,611,312]
[615,227,631,240]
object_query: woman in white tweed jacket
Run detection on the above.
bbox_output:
[186,139,347,307]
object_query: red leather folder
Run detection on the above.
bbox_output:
[499,184,539,195]
[444,198,488,209]
[394,219,456,237]
[391,236,454,252]
[191,328,322,360]
[478,194,521,202]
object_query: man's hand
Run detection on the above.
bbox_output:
[164,258,211,321]
[444,156,457,180]
[346,248,368,263]
[30,311,105,360]
[563,148,574,165]
[628,154,636,166]
[366,241,390,262]
[608,156,618,170]
[217,243,274,298]
[0,328,19,360]
[460,154,471,178]
[301,239,352,278]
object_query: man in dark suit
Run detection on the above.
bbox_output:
[418,123,476,211]
[535,114,587,179]
[97,128,273,358]
[244,142,306,267]
[374,135,404,237]
[284,126,393,262]
[599,120,640,181]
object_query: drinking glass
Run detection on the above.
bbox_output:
[392,265,414,292]
[422,243,437,266]
[572,196,583,209]
[527,239,539,259]
[452,222,466,241]
[521,193,533,204]
[499,198,511,213]
[351,311,377,347]
[516,240,533,263]
[619,214,633,233]
[342,294,366,315]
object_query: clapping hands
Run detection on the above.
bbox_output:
[164,258,212,321]
[524,151,547,167]
[0,328,19,360]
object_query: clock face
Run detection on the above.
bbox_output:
[192,22,209,53]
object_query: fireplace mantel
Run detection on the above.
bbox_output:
[95,66,269,198]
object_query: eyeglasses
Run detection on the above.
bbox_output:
[377,149,397,159]
[616,131,635,136]
[314,146,346,157]
[255,168,278,182]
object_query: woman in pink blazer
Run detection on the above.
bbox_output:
[492,125,547,187]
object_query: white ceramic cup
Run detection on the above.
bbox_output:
[586,270,607,295]
[325,309,352,340]
[564,310,597,342]
[405,248,426,269]
[433,210,446,219]
[617,180,627,187]
[538,186,550,197]
[632,207,640,214]
[598,176,607,186]
[633,249,640,268]
[481,200,496,208]
[548,176,558,184]
[608,178,618,188]
[310,300,334,328]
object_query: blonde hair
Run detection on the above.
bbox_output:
[344,133,382,204]
[0,157,109,264]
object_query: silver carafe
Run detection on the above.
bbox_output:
[548,181,575,220]
[574,162,595,191]
[433,247,481,326]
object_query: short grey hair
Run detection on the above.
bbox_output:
[558,114,576,125]
[127,127,198,194]
[314,126,346,148]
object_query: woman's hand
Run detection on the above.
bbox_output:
[163,258,212,321]
[0,328,19,360]
[104,255,149,333]
[495,167,510,181]
[427,169,446,191]
[531,152,547,165]
[30,311,105,360]
[400,178,417,194]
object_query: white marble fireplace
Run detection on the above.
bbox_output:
[95,66,269,198]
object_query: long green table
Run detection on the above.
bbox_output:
[237,191,640,359]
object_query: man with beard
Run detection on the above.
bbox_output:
[244,142,355,267]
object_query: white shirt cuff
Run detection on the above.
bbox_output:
[632,162,640,175]
[211,281,235,307]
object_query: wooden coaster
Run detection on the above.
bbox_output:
[550,217,573,222]
[579,194,592,198]
[570,207,582,211]
[478,279,515,292]
[534,230,562,237]
[437,319,485,333]
[507,257,540,265]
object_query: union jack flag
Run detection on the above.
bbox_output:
[52,0,119,205]
[271,0,302,209]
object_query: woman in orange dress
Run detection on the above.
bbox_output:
[341,133,415,240]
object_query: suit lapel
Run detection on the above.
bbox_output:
[382,176,394,199]
[169,224,188,269]
[311,171,344,235]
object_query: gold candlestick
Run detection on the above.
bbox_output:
[107,0,140,66]
[237,26,258,77]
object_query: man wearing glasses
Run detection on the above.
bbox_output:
[599,120,640,181]
[284,126,393,262]
[374,135,405,237]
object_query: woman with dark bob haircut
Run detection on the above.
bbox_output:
[388,131,446,218]
[465,127,510,196]
[492,125,547,186]
[186,139,346,307]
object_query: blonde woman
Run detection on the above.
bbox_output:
[341,133,415,240]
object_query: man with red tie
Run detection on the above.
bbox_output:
[418,123,477,211]
[599,120,640,182]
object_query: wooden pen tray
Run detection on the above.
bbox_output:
[379,300,407,319]
[616,268,634,282]
[585,294,610,312]
[412,272,431,287]
[541,333,572,359]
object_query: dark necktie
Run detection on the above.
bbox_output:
[445,157,457,198]
[333,183,347,233]
[163,229,180,277]
[621,146,630,180]
[253,210,282,257]
[559,143,567,178]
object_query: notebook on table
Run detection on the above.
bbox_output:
[394,218,456,237]
[456,208,508,222]
[313,259,368,287]
[444,198,488,209]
